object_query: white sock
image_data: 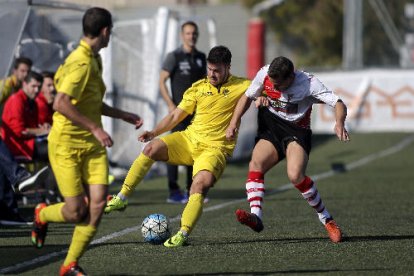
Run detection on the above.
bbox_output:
[117,192,127,201]
[246,172,265,219]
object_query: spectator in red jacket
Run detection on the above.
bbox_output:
[1,71,50,161]
[36,71,55,126]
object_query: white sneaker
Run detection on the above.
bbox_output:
[18,166,49,192]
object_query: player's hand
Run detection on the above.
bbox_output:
[122,112,144,129]
[138,131,156,143]
[92,127,113,147]
[255,96,269,108]
[334,123,350,142]
[226,125,238,141]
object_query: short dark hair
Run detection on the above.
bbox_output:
[82,7,112,38]
[268,56,294,80]
[24,71,43,84]
[181,21,198,32]
[14,57,32,69]
[207,45,232,65]
[42,71,55,80]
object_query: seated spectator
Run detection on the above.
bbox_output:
[1,71,50,162]
[36,71,55,126]
[0,138,49,226]
[0,57,32,106]
[1,71,59,210]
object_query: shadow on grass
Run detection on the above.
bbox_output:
[201,233,414,246]
[0,244,66,274]
[345,235,414,242]
[202,236,328,246]
[160,267,392,275]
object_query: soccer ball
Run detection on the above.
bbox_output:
[141,213,171,244]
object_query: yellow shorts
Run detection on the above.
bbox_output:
[160,131,228,181]
[48,141,109,197]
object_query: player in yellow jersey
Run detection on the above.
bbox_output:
[30,7,143,276]
[105,45,251,247]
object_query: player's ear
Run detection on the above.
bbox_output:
[101,26,111,37]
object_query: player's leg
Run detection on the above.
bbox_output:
[61,185,107,274]
[105,138,168,213]
[177,122,194,200]
[32,143,86,248]
[167,124,190,203]
[164,147,224,247]
[106,132,191,213]
[166,163,187,204]
[164,170,215,248]
[122,138,169,196]
[185,165,193,193]
[166,164,183,203]
[236,139,279,232]
[60,147,109,275]
[181,170,215,231]
[247,139,280,217]
[286,141,342,243]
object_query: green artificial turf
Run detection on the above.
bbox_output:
[1,133,413,275]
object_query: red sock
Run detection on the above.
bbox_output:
[294,176,331,224]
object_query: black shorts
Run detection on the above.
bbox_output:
[256,107,312,160]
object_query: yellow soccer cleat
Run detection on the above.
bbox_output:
[164,231,188,248]
[104,195,128,214]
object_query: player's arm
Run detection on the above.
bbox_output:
[102,102,143,129]
[139,107,188,142]
[53,92,113,147]
[226,94,253,141]
[309,76,349,142]
[159,70,176,113]
[334,99,350,142]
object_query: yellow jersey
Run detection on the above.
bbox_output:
[49,40,106,147]
[0,75,19,105]
[178,75,251,156]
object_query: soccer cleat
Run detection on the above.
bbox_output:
[104,194,128,213]
[235,209,264,233]
[324,220,342,243]
[31,203,48,248]
[164,231,188,248]
[59,261,87,276]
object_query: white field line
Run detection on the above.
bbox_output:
[1,134,413,274]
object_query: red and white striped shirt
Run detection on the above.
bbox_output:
[245,65,339,129]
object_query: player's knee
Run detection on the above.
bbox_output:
[142,144,152,157]
[142,143,158,158]
[68,205,88,222]
[249,159,263,171]
[287,172,304,185]
[191,177,213,194]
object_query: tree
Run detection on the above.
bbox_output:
[240,0,411,68]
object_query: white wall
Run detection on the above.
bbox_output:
[313,69,414,133]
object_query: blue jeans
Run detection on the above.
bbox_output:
[0,138,28,187]
[0,171,18,214]
[0,138,26,214]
